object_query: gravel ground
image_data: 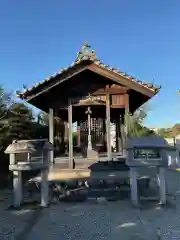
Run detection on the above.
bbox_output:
[1,169,180,240]
[0,190,41,240]
[26,170,180,240]
[0,208,39,240]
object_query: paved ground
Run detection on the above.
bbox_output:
[1,170,180,239]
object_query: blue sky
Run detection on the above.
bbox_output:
[0,0,180,128]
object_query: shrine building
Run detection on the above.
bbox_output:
[17,41,160,170]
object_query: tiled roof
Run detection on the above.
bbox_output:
[17,41,161,99]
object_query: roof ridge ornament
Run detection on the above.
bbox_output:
[84,40,90,48]
[75,41,99,62]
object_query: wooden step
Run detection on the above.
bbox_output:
[49,167,129,180]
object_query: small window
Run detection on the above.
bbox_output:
[134,149,160,159]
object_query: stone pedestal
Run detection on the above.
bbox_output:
[41,168,49,207]
[49,108,54,164]
[129,168,138,206]
[157,167,166,204]
[13,171,22,207]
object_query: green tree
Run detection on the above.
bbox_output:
[158,124,180,138]
[37,111,65,154]
[0,87,14,180]
[38,111,49,126]
[29,121,49,139]
[38,111,64,133]
[0,87,12,148]
[157,128,170,138]
[125,105,155,138]
[8,102,34,140]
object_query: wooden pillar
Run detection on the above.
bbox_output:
[119,115,124,154]
[124,94,129,138]
[106,93,112,160]
[115,120,118,152]
[120,115,125,150]
[49,108,54,164]
[115,119,122,153]
[119,117,123,154]
[68,99,73,169]
[77,121,81,148]
[121,94,129,156]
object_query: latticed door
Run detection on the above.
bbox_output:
[80,118,105,150]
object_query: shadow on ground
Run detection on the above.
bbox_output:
[0,189,42,239]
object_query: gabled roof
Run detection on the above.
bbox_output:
[17,41,160,100]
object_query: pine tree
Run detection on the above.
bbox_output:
[8,103,34,140]
[0,86,11,148]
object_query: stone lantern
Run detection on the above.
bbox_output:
[5,139,53,208]
[126,136,171,206]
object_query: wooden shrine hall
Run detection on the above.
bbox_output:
[17,41,160,171]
